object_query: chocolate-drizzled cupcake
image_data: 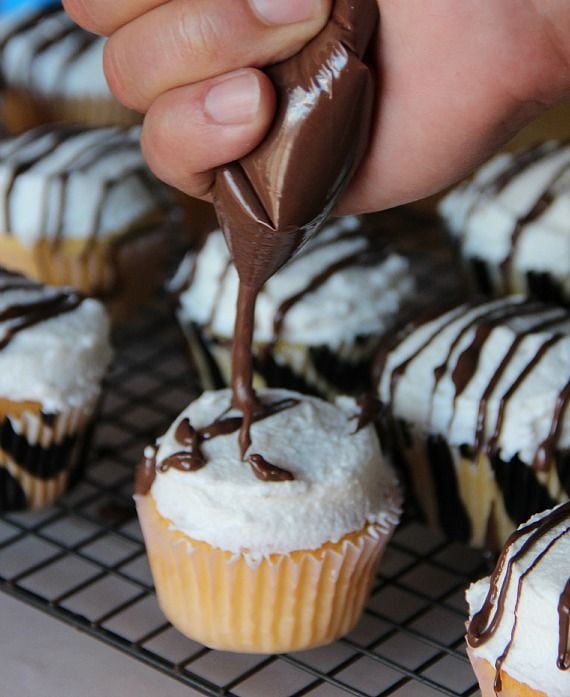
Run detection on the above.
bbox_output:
[0,124,174,322]
[0,267,111,511]
[0,5,139,133]
[375,296,570,548]
[135,388,401,652]
[466,502,570,697]
[172,216,416,399]
[439,141,570,306]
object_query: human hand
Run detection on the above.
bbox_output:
[64,0,570,213]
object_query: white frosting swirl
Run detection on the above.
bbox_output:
[0,270,112,411]
[377,296,570,465]
[173,217,415,346]
[466,503,570,697]
[0,7,112,99]
[439,141,570,295]
[0,125,166,244]
[148,388,401,557]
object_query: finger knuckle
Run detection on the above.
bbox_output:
[176,6,225,66]
[103,39,145,111]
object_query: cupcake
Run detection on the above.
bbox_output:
[439,141,570,306]
[0,5,139,133]
[171,216,416,399]
[465,502,570,697]
[0,124,174,322]
[0,266,112,511]
[375,295,570,549]
[135,388,401,653]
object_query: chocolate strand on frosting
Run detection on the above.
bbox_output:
[500,160,569,281]
[0,270,85,350]
[558,578,570,670]
[213,0,379,457]
[534,380,570,471]
[457,142,560,246]
[272,244,390,343]
[0,126,168,301]
[0,7,99,88]
[156,398,300,476]
[492,527,569,693]
[467,502,570,692]
[386,298,569,471]
[473,315,565,452]
[248,454,294,482]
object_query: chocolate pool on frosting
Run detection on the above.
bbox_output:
[212,0,379,455]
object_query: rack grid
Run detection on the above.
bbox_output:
[0,289,485,696]
[0,198,489,697]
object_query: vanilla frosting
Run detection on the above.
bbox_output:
[377,296,570,465]
[173,217,415,347]
[0,125,167,244]
[0,6,112,99]
[0,268,112,411]
[439,141,570,294]
[146,388,401,557]
[466,503,570,697]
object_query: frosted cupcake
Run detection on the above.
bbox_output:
[135,388,401,653]
[0,5,139,133]
[0,267,112,511]
[0,124,173,322]
[439,141,570,306]
[172,216,416,399]
[466,502,570,697]
[375,296,569,549]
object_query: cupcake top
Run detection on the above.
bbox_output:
[0,267,112,411]
[439,141,570,278]
[138,388,401,559]
[376,296,570,466]
[466,502,570,697]
[0,124,168,245]
[172,216,415,346]
[0,5,111,100]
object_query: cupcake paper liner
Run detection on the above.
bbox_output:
[0,403,94,511]
[181,321,381,400]
[466,647,546,697]
[136,493,395,653]
[379,417,568,549]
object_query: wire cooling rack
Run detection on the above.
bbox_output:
[0,206,483,697]
[0,291,486,697]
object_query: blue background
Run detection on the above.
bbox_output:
[1,0,58,12]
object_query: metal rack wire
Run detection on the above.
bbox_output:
[0,293,485,697]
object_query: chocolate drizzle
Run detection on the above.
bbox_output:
[558,578,570,671]
[352,394,384,433]
[272,243,390,343]
[0,7,100,93]
[154,398,299,479]
[466,501,570,692]
[134,446,158,496]
[384,298,569,470]
[0,124,170,302]
[0,268,85,350]
[213,0,378,455]
[456,141,570,290]
[248,454,294,482]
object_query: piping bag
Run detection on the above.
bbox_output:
[211,0,379,455]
